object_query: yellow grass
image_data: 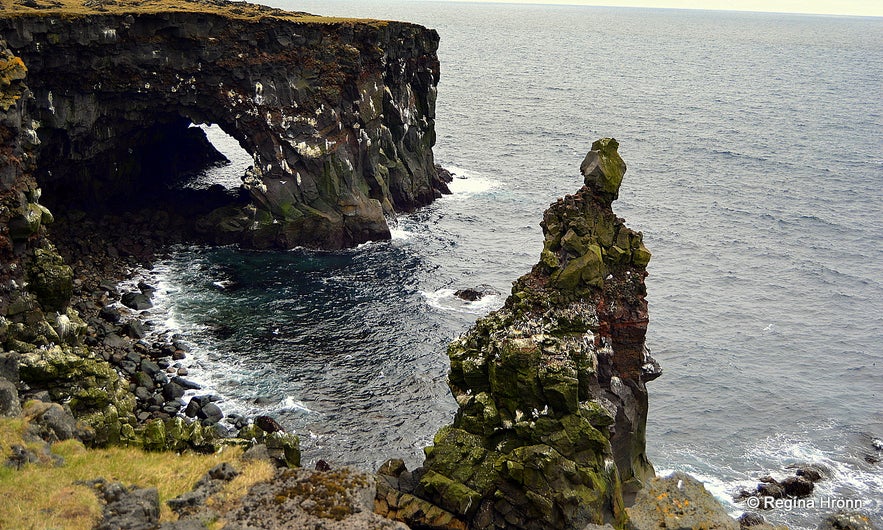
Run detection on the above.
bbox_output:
[0,0,389,26]
[0,418,273,530]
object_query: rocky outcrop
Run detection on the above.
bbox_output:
[627,473,738,530]
[222,467,409,530]
[377,139,661,530]
[0,0,442,249]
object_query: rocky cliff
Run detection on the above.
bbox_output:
[0,0,443,249]
[376,139,661,530]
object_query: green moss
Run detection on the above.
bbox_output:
[632,243,652,266]
[26,246,73,312]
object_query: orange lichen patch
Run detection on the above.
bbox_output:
[0,0,393,26]
[0,53,28,110]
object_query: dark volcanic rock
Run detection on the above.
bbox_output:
[224,467,406,529]
[121,292,153,310]
[255,415,284,433]
[454,285,499,301]
[197,402,223,424]
[378,139,659,530]
[739,512,767,528]
[88,479,160,530]
[780,476,814,497]
[0,1,443,250]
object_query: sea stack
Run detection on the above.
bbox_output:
[377,138,661,530]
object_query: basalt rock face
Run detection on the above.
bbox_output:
[0,37,139,444]
[0,0,442,249]
[377,139,661,530]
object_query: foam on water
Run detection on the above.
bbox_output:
[421,288,504,315]
[443,165,500,198]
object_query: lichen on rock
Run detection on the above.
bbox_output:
[378,139,661,530]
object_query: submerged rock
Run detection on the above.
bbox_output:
[379,140,660,530]
[454,285,499,302]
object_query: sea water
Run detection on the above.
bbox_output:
[142,3,882,527]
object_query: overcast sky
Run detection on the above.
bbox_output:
[441,0,882,17]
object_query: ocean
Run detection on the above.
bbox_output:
[135,2,883,527]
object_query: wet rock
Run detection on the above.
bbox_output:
[780,476,814,497]
[756,481,785,500]
[788,463,826,482]
[739,512,767,528]
[226,413,247,430]
[255,415,284,433]
[137,281,155,295]
[103,332,129,350]
[123,320,145,339]
[121,292,152,311]
[454,285,499,302]
[196,402,223,424]
[171,376,201,390]
[98,281,119,297]
[140,359,161,378]
[99,306,121,323]
[134,386,152,402]
[162,382,185,401]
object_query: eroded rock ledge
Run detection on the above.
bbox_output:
[0,0,443,249]
[377,139,661,530]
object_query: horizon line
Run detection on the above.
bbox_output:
[417,0,883,18]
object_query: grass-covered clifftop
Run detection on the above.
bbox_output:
[0,415,275,529]
[0,0,385,25]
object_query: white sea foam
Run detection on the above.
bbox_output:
[278,396,313,414]
[442,165,499,198]
[389,225,413,240]
[421,288,503,315]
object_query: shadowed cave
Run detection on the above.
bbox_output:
[36,116,250,220]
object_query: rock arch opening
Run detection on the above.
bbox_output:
[35,115,249,220]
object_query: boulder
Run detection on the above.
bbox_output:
[0,377,20,417]
[121,292,153,311]
[88,479,160,530]
[627,473,739,530]
[197,402,223,424]
[255,415,284,433]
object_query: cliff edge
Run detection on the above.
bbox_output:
[0,0,444,249]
